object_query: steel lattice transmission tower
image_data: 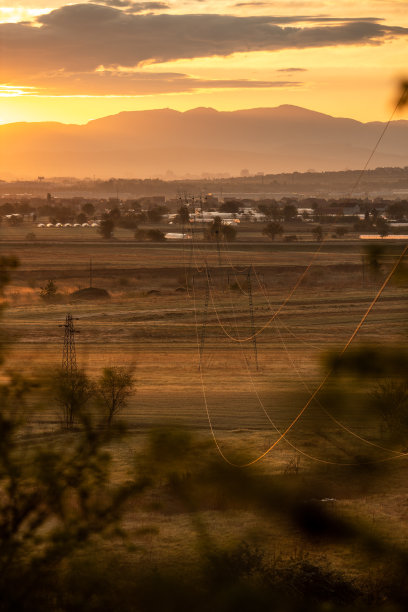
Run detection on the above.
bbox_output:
[60,313,79,373]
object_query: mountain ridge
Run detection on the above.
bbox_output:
[1,105,407,179]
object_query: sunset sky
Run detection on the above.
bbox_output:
[0,0,407,125]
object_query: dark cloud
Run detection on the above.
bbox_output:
[1,4,407,83]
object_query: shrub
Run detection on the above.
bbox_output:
[134,228,147,240]
[39,279,58,302]
[96,366,134,426]
[147,229,166,241]
[372,379,408,446]
[263,221,284,240]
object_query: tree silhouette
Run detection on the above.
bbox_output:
[263,221,284,241]
[176,204,190,232]
[97,366,134,427]
[82,202,95,217]
[283,203,298,222]
[99,215,115,239]
[53,368,93,429]
[312,224,323,242]
[376,217,389,237]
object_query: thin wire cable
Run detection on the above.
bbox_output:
[242,244,408,466]
[274,320,408,457]
[206,256,321,342]
[221,237,251,273]
[195,228,408,464]
[181,226,192,299]
[252,264,408,455]
[275,316,324,351]
[196,244,408,467]
[190,95,407,465]
[196,90,405,344]
[215,259,408,465]
[191,231,205,273]
[222,230,327,351]
[195,254,408,467]
[350,94,405,195]
[218,241,400,465]
[192,272,239,465]
[225,278,365,465]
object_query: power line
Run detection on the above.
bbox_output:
[251,265,406,454]
[194,244,408,467]
[198,241,408,466]
[195,222,408,462]
[186,96,407,465]
[274,320,408,458]
[350,89,408,195]
[241,244,408,467]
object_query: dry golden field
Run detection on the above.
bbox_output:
[2,226,408,585]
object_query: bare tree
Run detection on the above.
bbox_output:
[97,366,134,426]
[54,368,93,429]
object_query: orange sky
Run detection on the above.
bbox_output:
[0,1,407,124]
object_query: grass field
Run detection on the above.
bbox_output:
[2,227,408,594]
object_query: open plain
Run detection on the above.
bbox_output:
[2,223,408,588]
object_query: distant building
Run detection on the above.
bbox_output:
[360,234,408,240]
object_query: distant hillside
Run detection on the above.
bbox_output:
[1,105,407,179]
[1,167,408,199]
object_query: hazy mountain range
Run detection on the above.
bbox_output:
[1,105,407,179]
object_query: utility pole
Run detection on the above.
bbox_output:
[247,267,259,371]
[60,313,79,374]
[199,265,211,368]
[216,231,222,266]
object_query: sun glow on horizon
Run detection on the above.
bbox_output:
[0,6,50,23]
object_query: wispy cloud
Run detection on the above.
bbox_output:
[93,0,170,13]
[0,84,37,97]
[233,2,275,7]
[7,69,302,96]
[276,67,308,72]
